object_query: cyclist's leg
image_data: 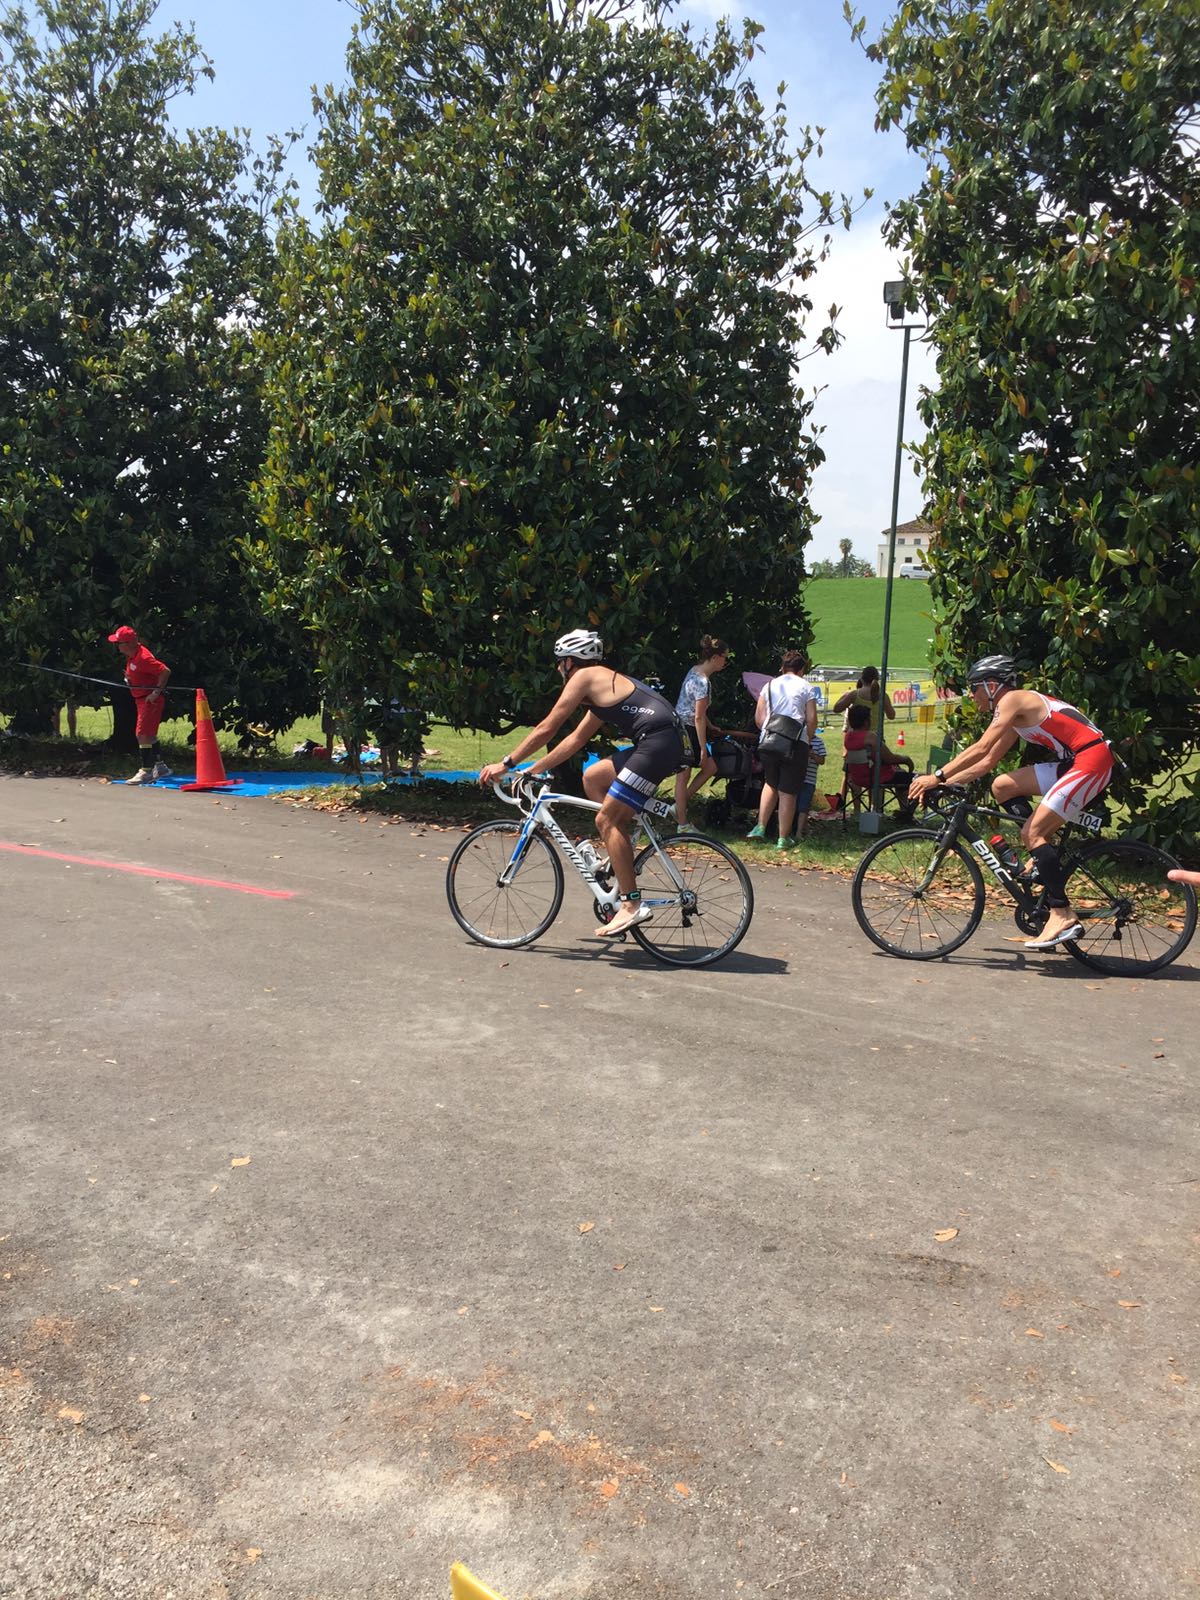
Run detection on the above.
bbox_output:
[584,756,616,803]
[991,764,1042,808]
[597,735,681,934]
[1024,752,1113,946]
[595,792,649,934]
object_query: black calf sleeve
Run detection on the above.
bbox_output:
[1000,796,1034,821]
[1031,843,1070,908]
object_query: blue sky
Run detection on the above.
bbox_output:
[151,0,936,565]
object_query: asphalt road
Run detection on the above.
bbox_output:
[1,774,1197,1600]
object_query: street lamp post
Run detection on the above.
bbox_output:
[860,281,924,834]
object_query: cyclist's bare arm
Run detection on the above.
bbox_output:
[479,671,604,784]
[536,712,604,774]
[910,710,1020,798]
[942,720,1020,784]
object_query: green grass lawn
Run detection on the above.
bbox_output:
[806,577,935,669]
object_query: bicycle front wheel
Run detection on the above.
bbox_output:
[446,820,564,949]
[1063,839,1197,976]
[852,827,986,959]
[630,834,754,966]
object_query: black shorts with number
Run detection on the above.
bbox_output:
[607,725,688,812]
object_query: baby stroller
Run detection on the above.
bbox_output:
[704,734,762,829]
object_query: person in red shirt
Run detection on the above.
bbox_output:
[108,625,172,784]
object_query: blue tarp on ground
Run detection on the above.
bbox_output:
[118,768,484,797]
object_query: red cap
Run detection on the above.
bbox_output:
[107,625,138,643]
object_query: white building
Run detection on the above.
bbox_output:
[877,517,932,577]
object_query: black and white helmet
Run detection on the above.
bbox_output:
[553,628,604,661]
[966,653,1017,686]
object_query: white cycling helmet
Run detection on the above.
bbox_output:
[553,628,604,661]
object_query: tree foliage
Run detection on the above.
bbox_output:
[861,0,1200,840]
[0,0,312,739]
[253,0,855,732]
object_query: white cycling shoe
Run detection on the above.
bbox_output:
[596,901,655,938]
[1024,921,1083,951]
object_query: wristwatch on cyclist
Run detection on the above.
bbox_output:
[502,756,517,771]
[935,767,947,783]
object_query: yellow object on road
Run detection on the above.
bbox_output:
[451,1563,509,1600]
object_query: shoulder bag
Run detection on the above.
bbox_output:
[758,682,807,760]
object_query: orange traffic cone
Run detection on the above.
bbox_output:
[897,729,906,747]
[181,689,241,792]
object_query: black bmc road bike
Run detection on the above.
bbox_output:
[851,783,1197,977]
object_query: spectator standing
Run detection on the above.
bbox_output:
[747,650,818,850]
[673,635,731,832]
[790,730,827,839]
[108,625,171,784]
[834,665,895,729]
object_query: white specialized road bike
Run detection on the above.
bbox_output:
[445,773,754,966]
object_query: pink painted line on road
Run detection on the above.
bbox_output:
[0,841,297,900]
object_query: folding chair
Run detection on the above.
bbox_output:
[833,748,916,828]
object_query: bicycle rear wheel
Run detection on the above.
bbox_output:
[852,827,986,959]
[446,820,564,948]
[1063,839,1197,976]
[630,834,754,966]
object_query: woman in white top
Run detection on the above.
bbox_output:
[673,635,731,831]
[747,649,818,850]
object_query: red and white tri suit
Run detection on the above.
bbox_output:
[1011,694,1113,821]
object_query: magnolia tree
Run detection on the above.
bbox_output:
[860,0,1200,842]
[252,0,857,732]
[0,0,312,745]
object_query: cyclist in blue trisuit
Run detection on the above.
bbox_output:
[909,654,1114,950]
[479,630,688,938]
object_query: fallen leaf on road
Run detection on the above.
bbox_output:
[1044,1458,1070,1475]
[1107,1267,1121,1278]
[1048,1419,1073,1434]
[1153,1052,1165,1059]
[599,1479,619,1498]
[579,1221,594,1233]
[138,1394,151,1403]
[58,1406,85,1424]
[612,1263,626,1271]
[649,1306,665,1313]
[245,1549,262,1564]
[1025,1328,1045,1339]
[934,1228,959,1242]
[1170,1374,1188,1384]
[514,1410,533,1421]
[528,1430,555,1450]
[457,1306,468,1315]
[230,1156,251,1168]
[675,1482,691,1496]
[1118,1300,1141,1309]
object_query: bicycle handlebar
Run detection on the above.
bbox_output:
[490,772,552,809]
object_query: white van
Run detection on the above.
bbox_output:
[899,563,930,580]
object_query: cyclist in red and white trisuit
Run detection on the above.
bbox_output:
[908,654,1114,951]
